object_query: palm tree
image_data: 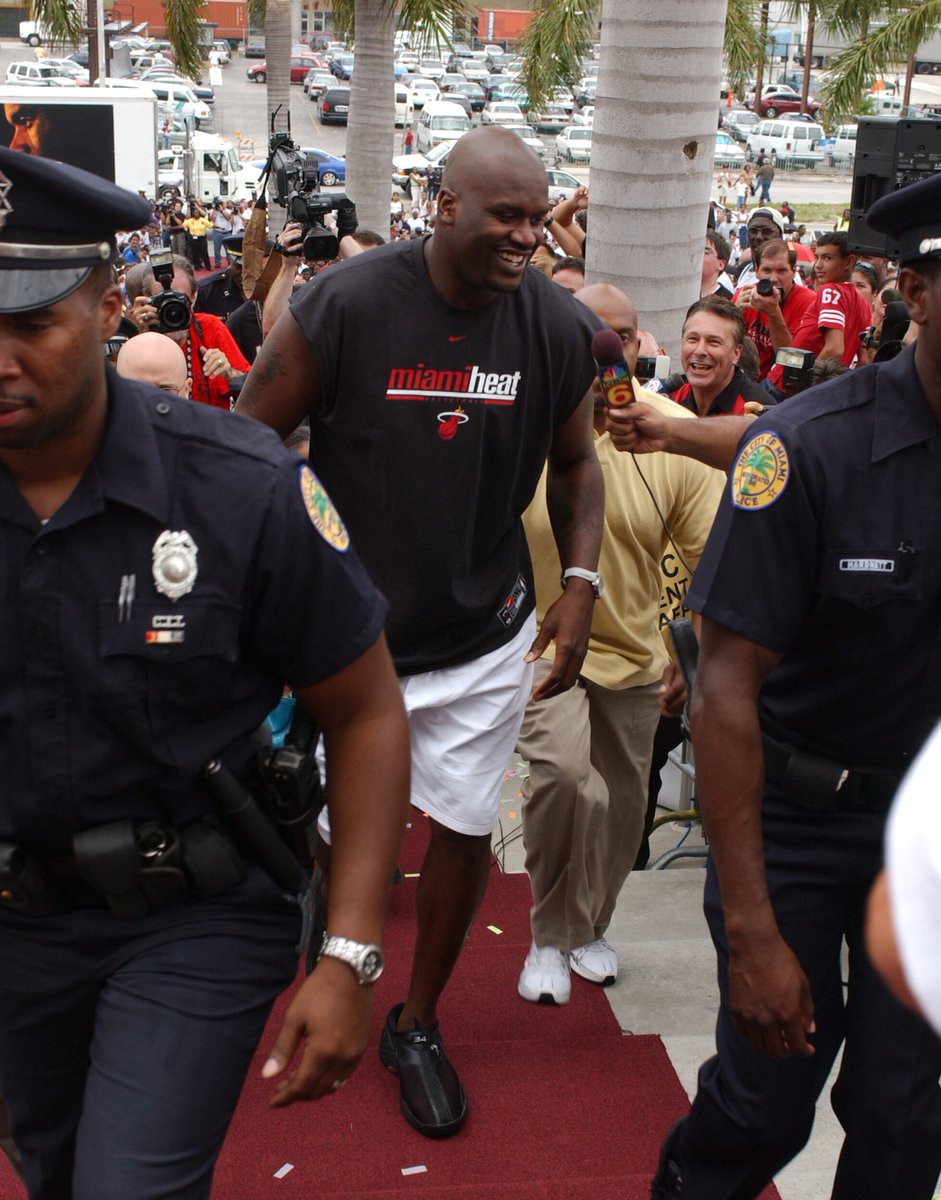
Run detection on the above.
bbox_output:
[817,1,941,122]
[518,0,749,358]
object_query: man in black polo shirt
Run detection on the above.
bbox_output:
[667,295,768,418]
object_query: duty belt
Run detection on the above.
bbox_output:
[761,732,903,815]
[0,819,245,919]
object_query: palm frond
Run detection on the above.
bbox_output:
[162,0,205,81]
[26,0,82,47]
[724,0,764,100]
[819,0,941,124]
[516,0,598,114]
[816,0,909,40]
[332,0,354,41]
[395,0,467,55]
[247,0,268,35]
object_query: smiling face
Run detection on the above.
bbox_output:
[429,128,549,309]
[681,310,741,401]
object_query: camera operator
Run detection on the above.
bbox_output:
[734,238,818,382]
[209,197,234,269]
[128,252,250,409]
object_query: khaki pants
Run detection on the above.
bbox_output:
[517,660,660,951]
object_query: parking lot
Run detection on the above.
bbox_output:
[0,37,859,208]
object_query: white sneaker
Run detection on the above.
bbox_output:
[569,937,619,985]
[517,942,571,1005]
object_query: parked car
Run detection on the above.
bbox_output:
[531,103,571,133]
[319,85,351,125]
[571,105,594,127]
[433,89,472,118]
[480,100,525,125]
[6,60,85,85]
[246,53,323,84]
[746,118,825,167]
[826,123,857,165]
[405,77,440,109]
[304,69,334,98]
[758,90,821,118]
[211,41,231,65]
[440,80,486,111]
[331,53,355,80]
[545,167,583,202]
[744,82,799,108]
[301,147,346,186]
[418,58,446,82]
[714,130,746,167]
[141,71,215,104]
[722,110,759,142]
[40,57,89,83]
[555,125,593,162]
[504,124,548,158]
[244,36,265,58]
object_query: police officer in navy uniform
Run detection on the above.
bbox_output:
[651,171,941,1198]
[0,146,410,1199]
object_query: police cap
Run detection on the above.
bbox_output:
[221,234,275,260]
[867,172,941,265]
[0,145,152,313]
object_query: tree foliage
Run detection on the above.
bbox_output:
[819,1,941,122]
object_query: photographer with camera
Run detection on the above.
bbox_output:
[210,197,234,269]
[734,238,817,382]
[129,251,250,409]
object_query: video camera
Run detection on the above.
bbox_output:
[149,248,192,333]
[266,125,357,261]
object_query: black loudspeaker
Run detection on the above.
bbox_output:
[848,117,941,257]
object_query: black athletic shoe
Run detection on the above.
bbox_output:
[650,1118,685,1198]
[379,1002,468,1138]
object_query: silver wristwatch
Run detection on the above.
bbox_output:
[561,566,604,599]
[319,934,385,985]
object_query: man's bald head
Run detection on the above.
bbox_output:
[442,125,546,195]
[426,126,551,310]
[116,332,190,397]
[577,283,640,382]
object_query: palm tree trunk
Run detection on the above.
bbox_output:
[754,2,769,109]
[800,1,815,115]
[586,0,729,360]
[345,0,397,238]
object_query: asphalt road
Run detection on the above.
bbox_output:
[0,37,853,209]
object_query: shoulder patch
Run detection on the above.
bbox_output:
[731,431,790,510]
[298,465,350,552]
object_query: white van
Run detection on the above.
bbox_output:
[415,99,469,153]
[828,123,857,164]
[394,82,410,127]
[746,118,825,167]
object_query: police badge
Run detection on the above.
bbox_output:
[152,530,198,601]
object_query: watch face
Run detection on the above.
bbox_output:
[362,949,383,981]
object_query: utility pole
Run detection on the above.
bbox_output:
[800,0,815,115]
[754,2,769,107]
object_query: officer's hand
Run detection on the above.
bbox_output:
[201,346,236,380]
[263,956,372,1107]
[526,583,594,700]
[605,400,673,455]
[728,929,815,1060]
[130,293,161,332]
[659,662,688,717]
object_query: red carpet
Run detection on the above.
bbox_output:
[212,816,780,1199]
[0,816,780,1198]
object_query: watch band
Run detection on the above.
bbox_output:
[561,567,604,598]
[319,934,385,985]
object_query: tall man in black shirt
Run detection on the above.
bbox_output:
[237,126,604,1138]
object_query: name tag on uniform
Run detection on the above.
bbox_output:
[838,558,895,573]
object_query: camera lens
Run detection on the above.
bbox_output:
[154,291,191,332]
[756,278,775,297]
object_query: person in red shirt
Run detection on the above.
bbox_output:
[734,238,818,380]
[128,255,250,409]
[765,232,872,396]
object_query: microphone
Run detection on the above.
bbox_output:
[591,328,637,406]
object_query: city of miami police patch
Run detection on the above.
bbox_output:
[299,464,350,552]
[731,432,790,510]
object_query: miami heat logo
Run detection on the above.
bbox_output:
[437,407,468,440]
